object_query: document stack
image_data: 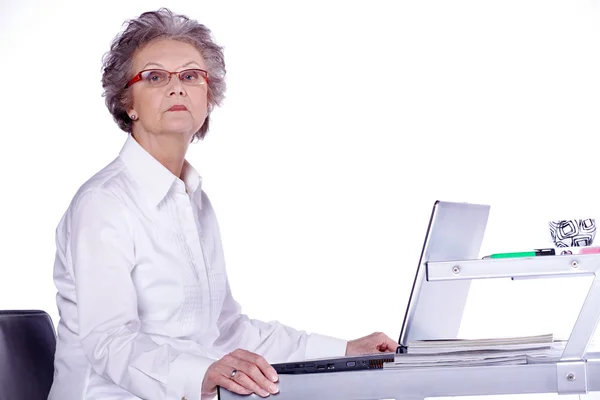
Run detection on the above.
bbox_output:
[385,334,565,369]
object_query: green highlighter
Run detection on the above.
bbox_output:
[488,248,556,259]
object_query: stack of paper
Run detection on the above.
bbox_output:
[404,333,554,355]
[384,334,563,369]
[383,352,528,369]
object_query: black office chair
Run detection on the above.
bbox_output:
[0,310,56,400]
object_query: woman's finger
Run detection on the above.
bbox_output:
[229,370,271,398]
[217,373,252,396]
[209,364,251,396]
[233,349,279,382]
[378,339,399,352]
[385,337,400,352]
[230,356,279,395]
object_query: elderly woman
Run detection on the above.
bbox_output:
[48,8,398,400]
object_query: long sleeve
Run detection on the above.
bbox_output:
[70,189,213,400]
[201,194,348,364]
[212,275,348,363]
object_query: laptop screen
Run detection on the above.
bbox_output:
[398,200,490,347]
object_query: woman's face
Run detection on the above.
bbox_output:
[128,39,209,139]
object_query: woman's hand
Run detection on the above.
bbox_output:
[346,332,399,356]
[202,349,279,398]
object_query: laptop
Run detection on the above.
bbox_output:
[272,200,490,374]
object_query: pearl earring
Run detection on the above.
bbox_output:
[130,114,137,120]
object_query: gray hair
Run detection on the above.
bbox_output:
[101,8,226,141]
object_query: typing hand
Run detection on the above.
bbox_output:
[202,349,279,398]
[345,332,399,356]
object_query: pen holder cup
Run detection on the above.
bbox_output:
[548,219,596,248]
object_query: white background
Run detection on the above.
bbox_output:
[2,1,600,399]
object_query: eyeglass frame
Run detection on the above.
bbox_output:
[125,68,210,89]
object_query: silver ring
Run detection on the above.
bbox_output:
[230,369,237,379]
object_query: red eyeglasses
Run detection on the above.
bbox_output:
[125,68,209,88]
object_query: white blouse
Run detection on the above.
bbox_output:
[48,135,347,400]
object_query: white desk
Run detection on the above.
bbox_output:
[218,354,600,399]
[219,254,600,400]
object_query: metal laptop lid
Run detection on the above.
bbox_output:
[398,200,490,347]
